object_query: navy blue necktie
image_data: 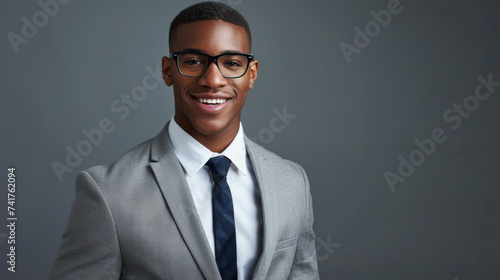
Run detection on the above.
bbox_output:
[205,156,237,280]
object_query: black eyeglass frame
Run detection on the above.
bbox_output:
[170,51,255,79]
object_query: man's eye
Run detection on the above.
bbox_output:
[185,59,203,65]
[224,61,242,67]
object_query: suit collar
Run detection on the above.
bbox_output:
[244,137,279,280]
[149,122,222,280]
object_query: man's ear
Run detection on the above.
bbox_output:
[248,59,259,90]
[162,56,173,86]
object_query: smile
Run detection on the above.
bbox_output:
[192,96,230,105]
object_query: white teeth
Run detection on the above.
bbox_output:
[195,98,228,105]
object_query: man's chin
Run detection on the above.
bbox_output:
[192,119,235,136]
[194,125,227,136]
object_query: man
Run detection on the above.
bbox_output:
[49,2,319,279]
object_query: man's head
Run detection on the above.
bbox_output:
[162,2,258,152]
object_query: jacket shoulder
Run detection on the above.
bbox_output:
[83,134,157,185]
[245,137,307,179]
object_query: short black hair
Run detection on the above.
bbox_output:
[169,1,252,51]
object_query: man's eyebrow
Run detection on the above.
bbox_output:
[220,50,246,55]
[180,48,205,53]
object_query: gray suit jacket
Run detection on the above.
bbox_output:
[49,123,319,280]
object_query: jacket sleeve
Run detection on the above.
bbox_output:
[287,165,320,279]
[48,171,122,280]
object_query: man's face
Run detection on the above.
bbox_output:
[162,20,258,143]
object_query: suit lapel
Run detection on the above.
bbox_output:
[245,138,278,280]
[149,123,221,280]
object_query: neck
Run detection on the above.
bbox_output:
[196,132,236,153]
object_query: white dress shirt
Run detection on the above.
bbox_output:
[168,117,263,280]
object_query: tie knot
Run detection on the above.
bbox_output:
[205,156,231,180]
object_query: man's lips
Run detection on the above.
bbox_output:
[189,94,232,113]
[190,94,232,106]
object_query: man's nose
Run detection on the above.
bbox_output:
[198,61,228,88]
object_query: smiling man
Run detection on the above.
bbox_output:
[49,2,319,280]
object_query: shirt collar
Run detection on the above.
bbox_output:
[168,117,248,176]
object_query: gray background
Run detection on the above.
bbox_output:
[1,0,499,279]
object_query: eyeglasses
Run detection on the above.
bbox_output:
[170,51,254,79]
